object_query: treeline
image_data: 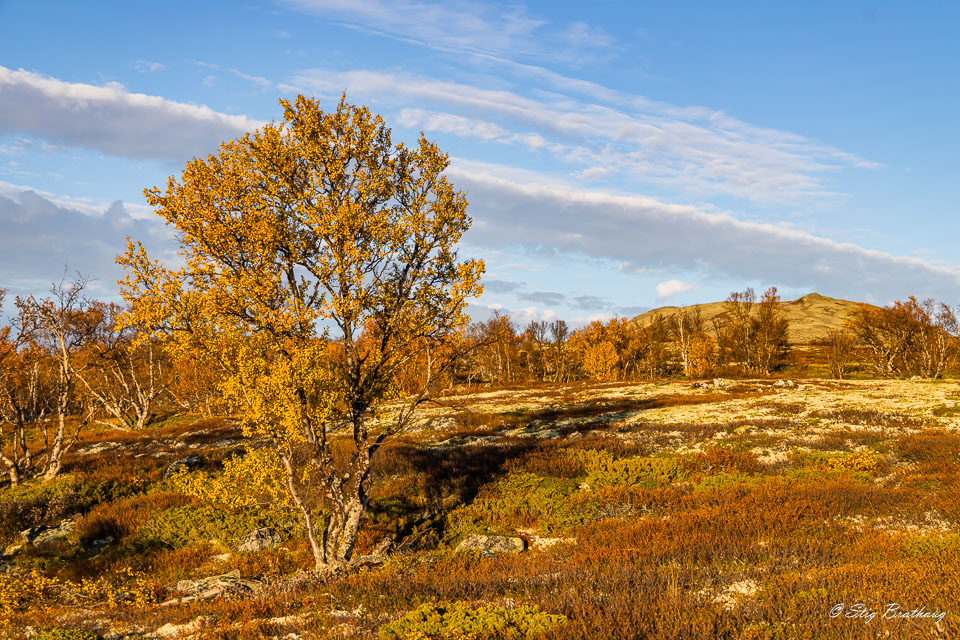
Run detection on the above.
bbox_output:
[2,277,958,485]
[839,296,960,379]
[444,286,790,386]
[444,287,960,386]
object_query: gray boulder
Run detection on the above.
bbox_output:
[713,378,737,389]
[455,534,526,555]
[773,379,796,389]
[21,519,76,551]
[236,527,281,552]
[691,381,710,389]
[163,454,203,479]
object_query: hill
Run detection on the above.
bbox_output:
[630,292,864,344]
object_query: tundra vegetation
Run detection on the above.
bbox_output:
[2,98,960,638]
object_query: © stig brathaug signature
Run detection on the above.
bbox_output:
[830,602,947,624]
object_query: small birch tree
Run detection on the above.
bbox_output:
[118,95,483,572]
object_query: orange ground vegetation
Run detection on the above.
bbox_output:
[2,379,959,639]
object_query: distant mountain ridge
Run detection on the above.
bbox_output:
[629,292,867,345]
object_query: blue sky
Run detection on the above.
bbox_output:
[1,1,959,325]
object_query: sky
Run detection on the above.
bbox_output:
[1,1,959,326]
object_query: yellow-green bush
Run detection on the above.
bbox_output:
[168,446,290,511]
[902,533,960,558]
[448,472,586,535]
[138,503,299,548]
[692,470,763,492]
[379,601,566,640]
[574,449,687,489]
[0,567,155,629]
[791,450,884,478]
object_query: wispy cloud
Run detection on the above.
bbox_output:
[290,68,880,204]
[278,0,618,64]
[0,66,263,161]
[397,109,507,140]
[450,161,960,304]
[131,60,164,73]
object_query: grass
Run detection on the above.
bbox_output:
[1,379,959,638]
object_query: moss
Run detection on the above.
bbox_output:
[379,601,566,640]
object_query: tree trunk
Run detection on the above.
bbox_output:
[279,451,327,572]
[0,450,20,486]
[43,412,66,481]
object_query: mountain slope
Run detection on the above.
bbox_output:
[629,292,865,344]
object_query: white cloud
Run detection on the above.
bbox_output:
[656,279,696,300]
[0,189,173,300]
[397,108,507,140]
[278,0,618,64]
[228,68,273,88]
[290,67,879,204]
[448,162,960,304]
[0,66,263,161]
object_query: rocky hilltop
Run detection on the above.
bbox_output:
[630,292,865,344]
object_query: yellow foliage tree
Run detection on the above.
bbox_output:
[583,340,619,381]
[686,335,717,378]
[117,95,483,571]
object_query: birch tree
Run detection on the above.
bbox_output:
[117,95,483,572]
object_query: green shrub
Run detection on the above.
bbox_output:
[138,503,299,548]
[790,450,884,480]
[575,449,687,489]
[379,601,566,640]
[0,475,84,543]
[448,472,586,535]
[931,404,960,418]
[902,533,960,558]
[693,471,762,492]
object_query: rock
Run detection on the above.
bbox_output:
[2,543,22,558]
[713,378,737,389]
[155,617,209,638]
[773,379,796,389]
[21,519,75,551]
[161,570,262,607]
[89,535,115,554]
[163,454,203,479]
[75,441,122,456]
[211,438,242,448]
[691,381,710,389]
[236,527,281,552]
[455,534,526,555]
